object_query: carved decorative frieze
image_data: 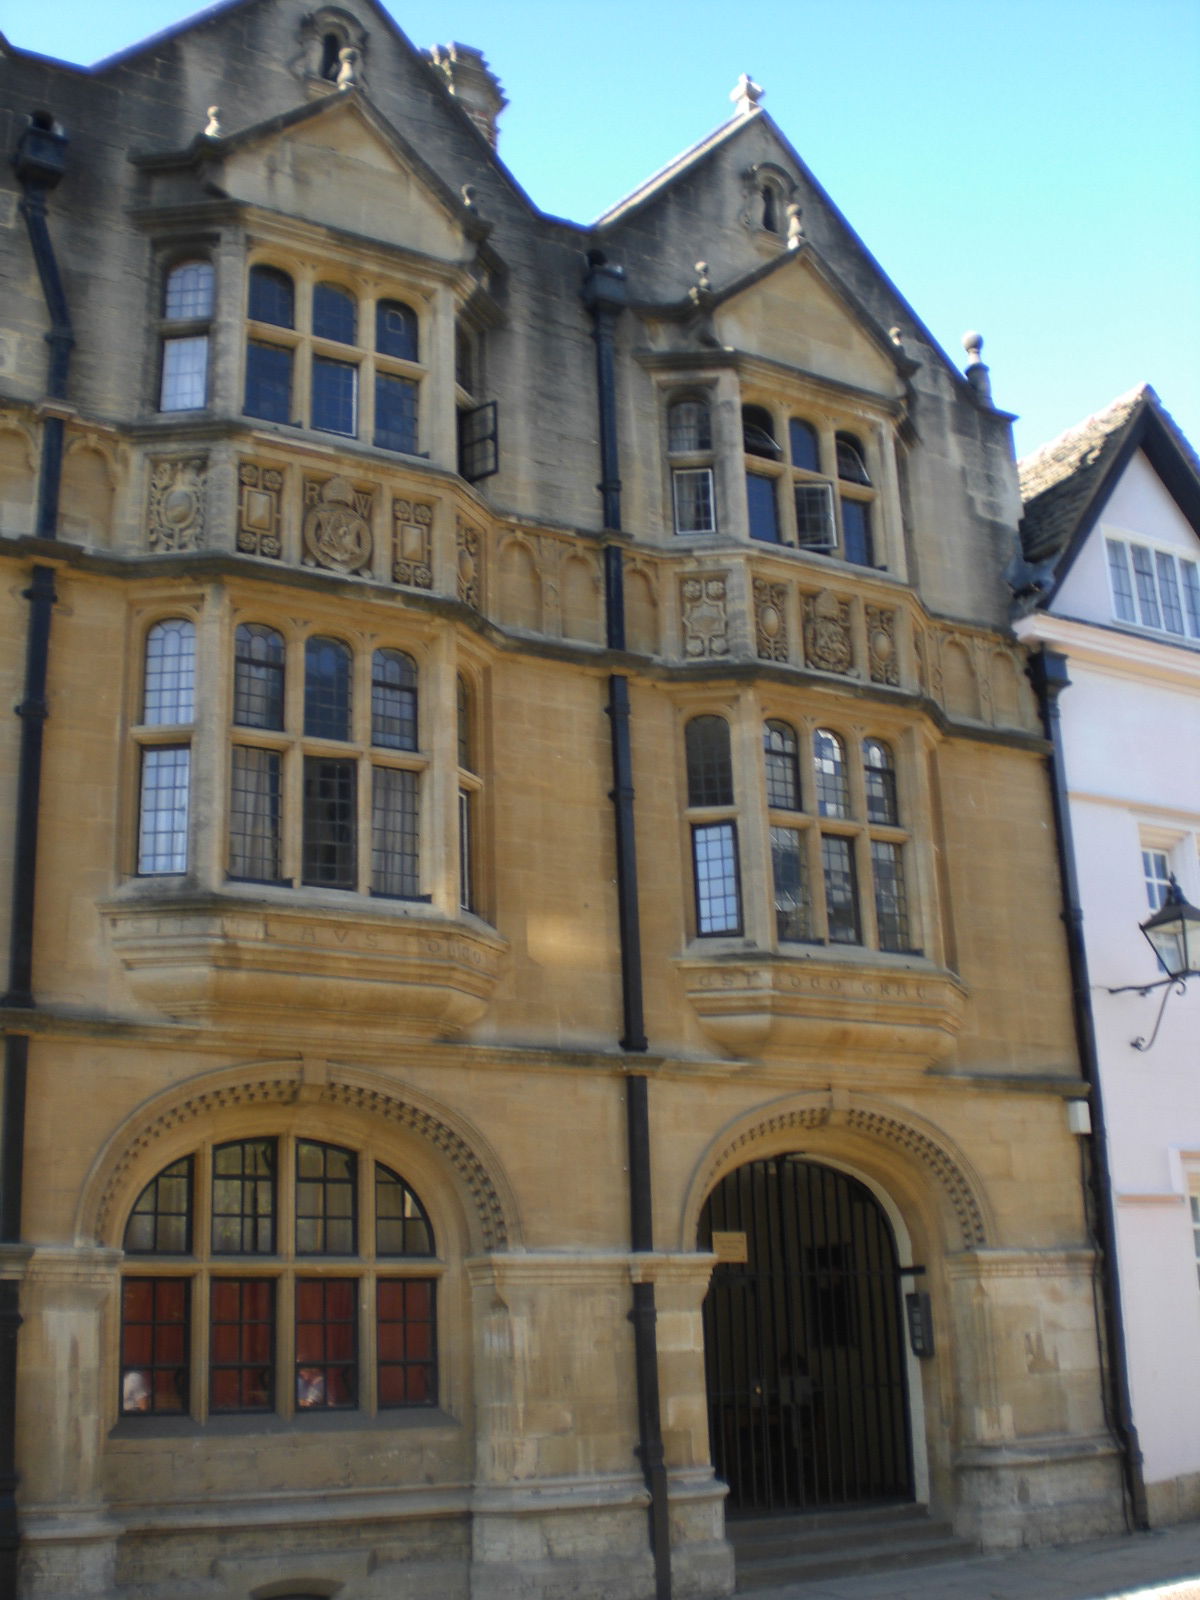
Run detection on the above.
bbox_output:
[146,456,206,552]
[866,604,899,685]
[754,578,789,662]
[392,496,434,588]
[302,475,373,574]
[914,629,928,694]
[237,461,283,558]
[681,574,729,658]
[457,519,482,609]
[802,588,853,675]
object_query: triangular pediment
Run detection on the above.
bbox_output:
[217,92,474,259]
[704,250,907,398]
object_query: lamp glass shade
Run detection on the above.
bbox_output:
[1140,883,1200,978]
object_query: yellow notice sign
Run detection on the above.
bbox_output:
[711,1231,748,1264]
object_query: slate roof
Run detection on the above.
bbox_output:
[1017,385,1151,564]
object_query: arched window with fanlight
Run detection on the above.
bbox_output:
[835,431,874,566]
[119,1135,439,1420]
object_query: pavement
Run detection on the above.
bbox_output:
[744,1520,1200,1600]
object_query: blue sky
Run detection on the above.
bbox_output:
[6,0,1199,459]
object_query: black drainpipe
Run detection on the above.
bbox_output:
[1,113,71,1593]
[582,251,671,1600]
[1028,648,1149,1531]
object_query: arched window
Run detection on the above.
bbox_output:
[760,183,779,234]
[248,266,295,328]
[119,1136,438,1419]
[684,716,741,936]
[667,396,716,535]
[234,624,285,730]
[788,418,820,473]
[863,739,898,825]
[304,637,352,740]
[371,649,417,750]
[835,432,871,485]
[814,729,849,818]
[320,31,342,79]
[377,300,419,362]
[137,620,195,875]
[159,260,214,412]
[245,267,296,425]
[742,404,781,459]
[836,432,874,567]
[763,720,801,810]
[686,715,734,807]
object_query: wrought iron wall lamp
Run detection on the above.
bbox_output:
[1107,877,1200,1051]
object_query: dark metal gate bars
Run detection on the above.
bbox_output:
[700,1157,912,1514]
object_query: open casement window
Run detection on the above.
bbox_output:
[668,396,716,535]
[244,265,424,456]
[159,260,214,411]
[684,715,742,936]
[1106,538,1200,639]
[227,627,426,898]
[737,402,880,563]
[136,619,196,874]
[119,1137,439,1420]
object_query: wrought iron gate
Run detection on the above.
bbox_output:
[699,1157,912,1513]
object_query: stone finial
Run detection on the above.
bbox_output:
[336,46,361,88]
[731,74,764,116]
[962,330,994,404]
[889,326,905,349]
[694,261,712,293]
[461,183,477,211]
[426,42,508,149]
[204,107,222,138]
[785,202,804,249]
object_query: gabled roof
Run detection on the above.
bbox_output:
[1018,387,1200,597]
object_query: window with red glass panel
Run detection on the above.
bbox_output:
[120,1137,437,1419]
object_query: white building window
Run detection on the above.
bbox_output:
[1142,847,1173,911]
[1106,538,1200,639]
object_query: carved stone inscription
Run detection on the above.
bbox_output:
[237,461,283,558]
[681,574,729,658]
[393,497,434,588]
[147,456,206,551]
[754,578,789,662]
[302,476,373,573]
[802,588,853,675]
[866,604,898,685]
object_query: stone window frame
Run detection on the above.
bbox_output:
[679,696,920,955]
[739,394,881,568]
[665,390,718,536]
[116,1128,445,1425]
[133,613,200,876]
[157,256,216,413]
[243,255,427,459]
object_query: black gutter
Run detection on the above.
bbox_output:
[1027,648,1149,1531]
[583,252,671,1600]
[2,112,71,1594]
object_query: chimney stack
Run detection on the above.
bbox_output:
[426,43,507,149]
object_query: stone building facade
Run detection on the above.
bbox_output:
[0,4,1127,1596]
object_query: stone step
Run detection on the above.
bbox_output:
[728,1505,978,1593]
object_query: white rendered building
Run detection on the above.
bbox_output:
[1016,386,1200,1524]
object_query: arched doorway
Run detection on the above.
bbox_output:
[699,1156,912,1513]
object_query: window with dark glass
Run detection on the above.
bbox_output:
[119,1138,440,1420]
[746,473,781,543]
[371,650,417,749]
[771,825,811,941]
[312,355,357,435]
[821,834,861,943]
[871,839,911,952]
[304,637,352,740]
[234,625,285,729]
[686,715,734,806]
[375,372,419,453]
[788,418,820,473]
[742,404,781,459]
[248,266,295,327]
[863,739,898,824]
[836,432,874,565]
[372,767,420,898]
[313,282,356,344]
[303,757,357,888]
[245,267,296,424]
[376,300,418,361]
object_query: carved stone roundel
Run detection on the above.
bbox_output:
[303,476,372,573]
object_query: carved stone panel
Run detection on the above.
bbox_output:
[802,588,853,675]
[392,496,434,589]
[237,461,283,559]
[457,519,482,610]
[146,456,206,552]
[680,574,729,659]
[302,475,373,574]
[754,578,789,662]
[866,605,899,686]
